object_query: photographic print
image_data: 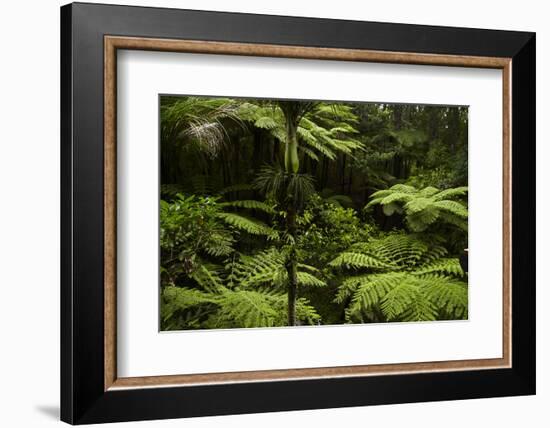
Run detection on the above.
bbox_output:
[159,96,469,331]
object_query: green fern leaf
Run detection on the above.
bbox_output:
[404,197,432,214]
[432,186,468,201]
[189,264,225,293]
[329,252,394,270]
[161,286,214,322]
[432,200,468,218]
[210,290,280,328]
[380,282,420,320]
[297,271,326,287]
[217,212,274,236]
[400,290,438,322]
[366,184,468,233]
[414,258,464,277]
[345,272,405,317]
[421,275,468,319]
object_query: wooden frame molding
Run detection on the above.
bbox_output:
[104,35,512,391]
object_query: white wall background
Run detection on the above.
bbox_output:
[0,0,545,427]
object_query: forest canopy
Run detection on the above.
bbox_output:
[159,96,468,331]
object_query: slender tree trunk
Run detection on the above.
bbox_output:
[279,104,301,325]
[284,120,299,173]
[278,101,317,326]
[286,206,298,326]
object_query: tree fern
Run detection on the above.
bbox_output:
[237,101,363,163]
[331,233,467,323]
[367,184,468,232]
[161,97,242,158]
[172,288,321,329]
[162,245,324,330]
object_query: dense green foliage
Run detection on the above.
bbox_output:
[160,96,468,330]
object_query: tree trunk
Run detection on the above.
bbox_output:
[286,206,298,326]
[284,120,299,173]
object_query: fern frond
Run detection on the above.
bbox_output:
[368,234,428,267]
[400,290,438,322]
[254,116,279,130]
[380,192,416,206]
[210,290,281,328]
[344,272,405,317]
[236,250,286,288]
[334,274,368,303]
[432,186,468,201]
[380,282,421,320]
[414,258,464,277]
[420,275,468,319]
[389,184,417,193]
[329,252,394,270]
[298,128,337,159]
[298,145,320,161]
[203,232,234,257]
[419,186,440,197]
[189,264,225,293]
[404,197,432,214]
[367,190,413,208]
[366,184,468,233]
[297,271,326,287]
[297,263,320,274]
[217,212,274,236]
[208,289,321,328]
[295,298,322,325]
[161,286,214,322]
[382,202,402,216]
[405,208,440,232]
[438,211,468,231]
[332,232,468,323]
[432,200,468,218]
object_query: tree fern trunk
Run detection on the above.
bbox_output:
[284,120,299,173]
[286,205,298,326]
[287,254,298,326]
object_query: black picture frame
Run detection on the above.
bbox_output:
[61,2,535,424]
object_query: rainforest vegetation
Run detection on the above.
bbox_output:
[160,96,468,331]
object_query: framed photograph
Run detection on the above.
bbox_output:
[60,2,535,424]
